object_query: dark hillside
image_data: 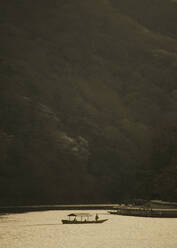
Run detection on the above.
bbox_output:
[0,0,177,204]
[111,0,177,40]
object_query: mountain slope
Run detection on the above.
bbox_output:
[0,0,177,204]
[111,0,177,40]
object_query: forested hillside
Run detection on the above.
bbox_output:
[0,0,177,205]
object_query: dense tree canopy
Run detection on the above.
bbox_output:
[0,0,177,205]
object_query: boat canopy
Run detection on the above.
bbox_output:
[67,213,92,217]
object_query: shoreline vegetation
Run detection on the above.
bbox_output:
[0,204,118,214]
[1,200,177,215]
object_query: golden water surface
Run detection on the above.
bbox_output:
[0,210,177,248]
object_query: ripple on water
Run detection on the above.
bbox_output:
[0,210,177,248]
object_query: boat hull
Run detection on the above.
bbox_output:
[62,219,108,224]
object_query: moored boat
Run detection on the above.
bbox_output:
[108,207,177,218]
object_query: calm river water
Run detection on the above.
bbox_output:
[0,210,177,248]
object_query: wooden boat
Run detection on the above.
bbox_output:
[61,213,108,224]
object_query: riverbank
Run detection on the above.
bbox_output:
[0,204,117,214]
[109,207,177,218]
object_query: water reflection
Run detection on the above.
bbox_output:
[23,223,63,227]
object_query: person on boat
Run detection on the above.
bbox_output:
[95,214,99,222]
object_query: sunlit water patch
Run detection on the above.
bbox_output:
[0,210,177,248]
